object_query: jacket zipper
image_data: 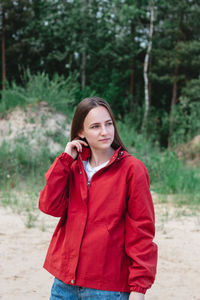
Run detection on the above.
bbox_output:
[78,149,125,189]
[84,155,118,189]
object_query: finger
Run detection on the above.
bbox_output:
[78,140,88,146]
[72,141,82,152]
[73,137,88,144]
[72,139,88,148]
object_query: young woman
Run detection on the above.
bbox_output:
[39,97,157,300]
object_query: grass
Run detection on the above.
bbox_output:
[118,119,200,206]
[0,138,51,228]
[0,70,96,117]
[0,187,40,228]
[1,121,199,216]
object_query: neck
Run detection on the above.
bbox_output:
[89,147,115,168]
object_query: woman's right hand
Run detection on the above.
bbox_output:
[64,139,88,160]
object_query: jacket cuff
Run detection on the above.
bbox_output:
[59,152,74,166]
[130,286,147,294]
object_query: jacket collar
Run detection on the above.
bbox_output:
[78,146,129,163]
[78,146,92,161]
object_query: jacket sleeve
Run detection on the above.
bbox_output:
[125,160,157,294]
[38,152,74,217]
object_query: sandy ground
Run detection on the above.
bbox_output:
[0,202,200,300]
[0,103,70,155]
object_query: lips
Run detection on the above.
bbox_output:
[99,138,110,142]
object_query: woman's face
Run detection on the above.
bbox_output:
[79,106,115,151]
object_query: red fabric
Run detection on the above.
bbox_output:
[39,147,157,294]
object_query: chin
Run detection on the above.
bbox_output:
[91,143,112,151]
[100,142,113,149]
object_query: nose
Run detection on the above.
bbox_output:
[100,125,107,135]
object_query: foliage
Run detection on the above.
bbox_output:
[0,139,51,186]
[169,98,200,147]
[167,77,200,146]
[0,71,95,114]
[1,0,200,145]
[118,118,200,205]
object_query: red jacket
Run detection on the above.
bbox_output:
[39,146,157,294]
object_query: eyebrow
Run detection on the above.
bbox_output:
[89,119,112,126]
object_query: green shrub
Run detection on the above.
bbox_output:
[0,139,53,186]
[0,71,81,115]
[118,119,200,204]
[169,97,200,146]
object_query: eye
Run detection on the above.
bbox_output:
[106,122,113,126]
[91,125,99,129]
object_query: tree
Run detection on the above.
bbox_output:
[1,1,6,90]
[142,0,154,129]
[150,0,200,146]
[0,0,33,86]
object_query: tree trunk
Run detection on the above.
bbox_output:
[1,6,6,90]
[168,65,179,147]
[81,0,88,89]
[148,54,152,106]
[81,50,86,89]
[168,16,183,147]
[129,22,135,112]
[142,1,154,130]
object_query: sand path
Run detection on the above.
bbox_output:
[0,203,200,300]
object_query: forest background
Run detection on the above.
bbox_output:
[0,0,200,220]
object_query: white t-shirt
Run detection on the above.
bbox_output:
[83,159,109,184]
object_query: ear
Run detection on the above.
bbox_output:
[78,130,84,139]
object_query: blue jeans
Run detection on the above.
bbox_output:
[50,278,130,300]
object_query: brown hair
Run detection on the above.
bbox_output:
[70,97,127,151]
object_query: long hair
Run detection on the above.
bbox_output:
[70,97,127,151]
